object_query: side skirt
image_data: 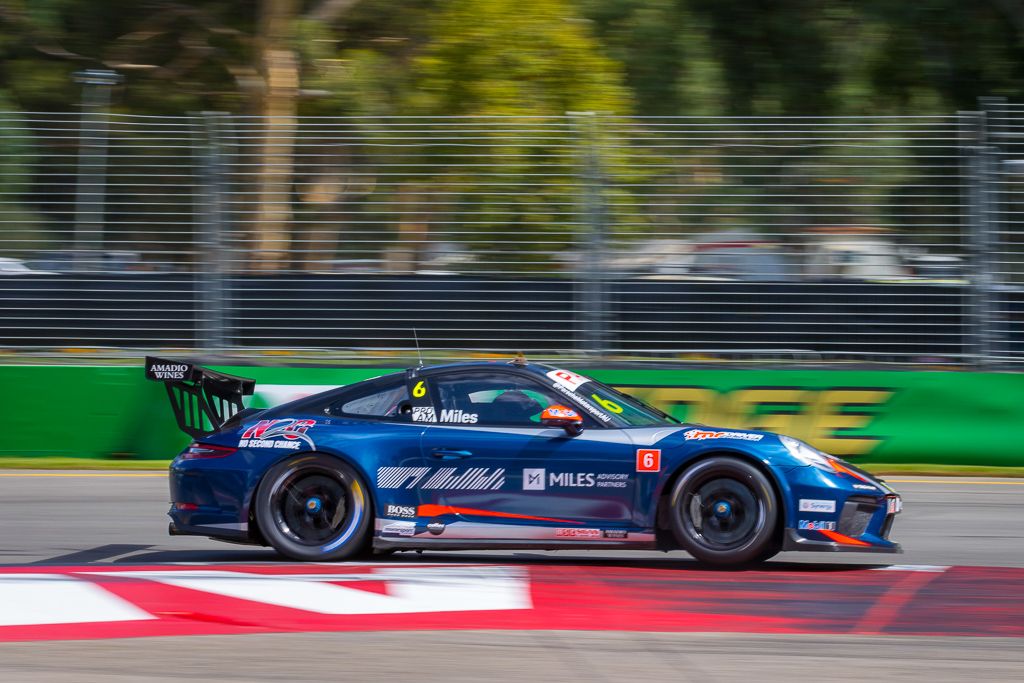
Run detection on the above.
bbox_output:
[373,538,660,552]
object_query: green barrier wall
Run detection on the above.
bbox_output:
[2,365,1022,465]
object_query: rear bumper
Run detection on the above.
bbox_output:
[168,458,257,542]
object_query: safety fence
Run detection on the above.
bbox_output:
[1,107,1022,364]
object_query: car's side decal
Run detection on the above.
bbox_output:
[376,467,505,490]
[416,504,579,525]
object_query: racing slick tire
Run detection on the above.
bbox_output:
[668,456,780,567]
[255,453,373,562]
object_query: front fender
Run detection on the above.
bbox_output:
[645,446,796,528]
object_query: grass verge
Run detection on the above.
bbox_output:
[860,463,1024,478]
[0,458,1022,477]
[0,458,172,470]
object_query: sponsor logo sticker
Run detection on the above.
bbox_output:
[555,528,602,539]
[411,406,437,423]
[438,409,478,424]
[549,382,613,423]
[147,363,190,380]
[798,520,837,531]
[523,469,628,490]
[426,521,446,536]
[239,419,316,450]
[799,499,836,513]
[548,472,595,487]
[636,449,661,472]
[385,504,416,519]
[602,529,629,539]
[887,496,902,514]
[523,468,546,491]
[546,369,592,392]
[853,484,878,491]
[684,429,763,442]
[596,473,629,488]
[381,521,416,537]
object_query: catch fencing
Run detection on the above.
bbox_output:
[0,105,1020,364]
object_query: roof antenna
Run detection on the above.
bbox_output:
[413,328,424,368]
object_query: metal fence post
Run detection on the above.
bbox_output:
[570,111,609,357]
[72,69,122,272]
[193,112,231,350]
[962,107,997,367]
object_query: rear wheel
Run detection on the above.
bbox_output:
[255,453,372,561]
[668,456,779,567]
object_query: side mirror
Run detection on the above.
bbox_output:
[540,405,584,437]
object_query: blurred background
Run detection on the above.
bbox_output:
[3,0,1024,365]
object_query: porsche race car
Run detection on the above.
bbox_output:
[148,356,902,567]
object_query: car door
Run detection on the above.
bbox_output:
[417,369,639,541]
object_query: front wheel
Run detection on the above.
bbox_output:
[254,453,372,561]
[668,456,779,567]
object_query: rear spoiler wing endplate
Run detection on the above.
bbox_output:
[145,356,256,439]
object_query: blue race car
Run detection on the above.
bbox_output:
[147,356,902,567]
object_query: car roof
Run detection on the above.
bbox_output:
[413,360,558,377]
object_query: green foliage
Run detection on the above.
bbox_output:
[4,1,1024,120]
[406,0,630,116]
[6,0,1024,266]
[0,94,46,255]
[396,1,632,268]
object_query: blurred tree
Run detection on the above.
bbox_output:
[281,0,633,273]
[6,0,1024,268]
[384,0,632,272]
[0,1,372,271]
[0,96,45,257]
[580,0,724,116]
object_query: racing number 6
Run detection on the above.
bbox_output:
[591,393,623,414]
[412,380,427,398]
[636,448,661,472]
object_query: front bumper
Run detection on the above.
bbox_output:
[783,528,902,553]
[783,464,902,553]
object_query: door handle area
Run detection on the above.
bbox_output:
[431,449,472,460]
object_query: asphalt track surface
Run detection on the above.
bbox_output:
[0,472,1022,681]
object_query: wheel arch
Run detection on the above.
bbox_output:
[248,447,378,547]
[654,448,787,549]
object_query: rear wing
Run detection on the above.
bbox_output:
[145,356,256,439]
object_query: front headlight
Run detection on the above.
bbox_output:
[779,435,833,470]
[779,435,876,484]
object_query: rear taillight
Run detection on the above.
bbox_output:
[180,442,237,460]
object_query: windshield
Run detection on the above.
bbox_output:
[544,368,676,427]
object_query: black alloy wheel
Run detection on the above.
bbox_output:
[668,456,780,566]
[255,453,372,561]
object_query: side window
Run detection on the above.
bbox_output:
[432,372,569,426]
[328,381,409,418]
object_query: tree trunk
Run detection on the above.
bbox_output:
[383,183,429,274]
[251,0,299,272]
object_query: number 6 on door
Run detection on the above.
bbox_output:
[636,448,661,472]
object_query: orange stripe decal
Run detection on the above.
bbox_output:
[819,529,872,546]
[416,504,579,525]
[828,459,874,484]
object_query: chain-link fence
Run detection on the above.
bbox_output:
[0,106,1018,364]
